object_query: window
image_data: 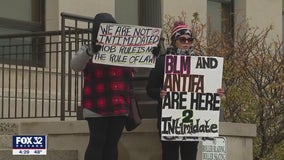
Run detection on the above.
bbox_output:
[207,0,234,38]
[115,0,162,27]
[0,0,45,66]
[139,0,162,27]
[0,0,44,34]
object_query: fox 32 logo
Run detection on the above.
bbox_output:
[13,135,47,149]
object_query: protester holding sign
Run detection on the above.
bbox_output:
[146,21,224,160]
[70,13,134,160]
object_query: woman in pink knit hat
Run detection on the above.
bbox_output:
[147,21,224,160]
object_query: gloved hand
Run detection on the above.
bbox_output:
[152,45,161,57]
[92,39,102,53]
[77,45,90,56]
[82,40,102,57]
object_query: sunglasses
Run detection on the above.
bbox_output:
[178,37,194,43]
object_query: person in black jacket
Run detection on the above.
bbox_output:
[146,21,224,160]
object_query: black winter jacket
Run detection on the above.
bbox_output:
[146,54,165,127]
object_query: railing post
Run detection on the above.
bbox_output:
[60,14,66,121]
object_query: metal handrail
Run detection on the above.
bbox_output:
[0,12,156,120]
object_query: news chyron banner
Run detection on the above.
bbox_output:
[93,23,161,68]
[161,55,224,141]
[12,135,47,155]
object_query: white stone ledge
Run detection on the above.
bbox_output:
[16,119,256,160]
[19,119,256,138]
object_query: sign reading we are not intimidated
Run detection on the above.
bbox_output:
[161,55,224,141]
[93,23,162,68]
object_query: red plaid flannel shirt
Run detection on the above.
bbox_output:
[82,61,133,116]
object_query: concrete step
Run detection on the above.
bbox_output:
[0,149,78,160]
[0,122,18,135]
[0,135,13,149]
[133,68,151,77]
[133,88,153,101]
[138,101,158,118]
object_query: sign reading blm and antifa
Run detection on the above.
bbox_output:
[161,55,224,141]
[92,23,161,68]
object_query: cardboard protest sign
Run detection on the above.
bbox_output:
[202,137,226,160]
[161,55,224,141]
[92,23,161,68]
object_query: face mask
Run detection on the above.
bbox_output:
[167,46,195,55]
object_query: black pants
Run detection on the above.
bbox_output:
[84,116,126,160]
[161,140,198,160]
[157,107,198,160]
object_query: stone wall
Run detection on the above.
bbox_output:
[2,119,256,160]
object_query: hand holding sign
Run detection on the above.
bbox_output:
[93,39,102,52]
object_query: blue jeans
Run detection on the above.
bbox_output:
[84,116,126,160]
